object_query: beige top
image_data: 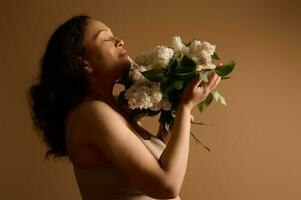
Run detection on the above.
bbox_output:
[72,133,181,200]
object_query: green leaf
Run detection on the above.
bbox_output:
[198,70,210,83]
[169,57,178,71]
[116,91,127,105]
[160,77,168,94]
[164,55,177,76]
[221,76,231,80]
[141,68,165,82]
[211,52,220,60]
[215,60,235,77]
[173,80,184,90]
[174,64,196,73]
[159,111,175,134]
[197,93,213,112]
[180,55,197,67]
[184,38,197,47]
[160,78,174,100]
[172,71,196,80]
[173,55,196,73]
[161,76,168,84]
[164,121,170,133]
[211,90,227,105]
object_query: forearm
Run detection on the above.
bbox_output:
[159,103,191,193]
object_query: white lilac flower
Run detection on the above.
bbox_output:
[201,41,215,55]
[189,40,216,65]
[150,97,172,111]
[161,98,172,111]
[128,56,138,67]
[207,63,217,69]
[170,36,189,54]
[128,67,147,82]
[196,63,217,71]
[124,82,163,110]
[189,40,202,56]
[149,102,162,111]
[134,53,151,66]
[149,45,174,68]
[129,56,151,71]
[125,85,153,109]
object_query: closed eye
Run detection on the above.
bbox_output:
[103,36,115,41]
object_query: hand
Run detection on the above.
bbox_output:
[179,63,222,110]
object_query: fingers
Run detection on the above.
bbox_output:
[202,71,220,90]
[189,70,220,93]
[191,75,203,90]
[201,71,215,86]
[208,63,222,89]
[210,75,221,91]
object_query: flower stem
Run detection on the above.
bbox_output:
[190,131,211,152]
[191,121,215,125]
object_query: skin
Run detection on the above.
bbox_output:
[65,18,221,199]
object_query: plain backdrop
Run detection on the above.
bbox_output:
[0,0,300,199]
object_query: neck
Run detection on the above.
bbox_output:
[84,77,117,107]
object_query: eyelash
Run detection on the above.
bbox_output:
[104,36,115,41]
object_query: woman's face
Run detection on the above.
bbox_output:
[81,19,130,80]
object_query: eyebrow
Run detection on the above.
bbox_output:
[94,28,112,39]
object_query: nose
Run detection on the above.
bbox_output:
[115,37,124,48]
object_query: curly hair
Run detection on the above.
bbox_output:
[27,14,92,160]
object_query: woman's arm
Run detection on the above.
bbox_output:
[156,114,194,145]
[158,71,221,195]
[158,104,191,195]
[118,105,190,196]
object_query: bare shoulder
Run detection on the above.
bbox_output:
[66,100,117,140]
[70,100,124,142]
[77,100,121,121]
[71,100,178,199]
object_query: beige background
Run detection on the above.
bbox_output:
[1,0,300,199]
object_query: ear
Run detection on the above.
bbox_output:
[78,56,94,73]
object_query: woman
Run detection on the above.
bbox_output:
[28,14,221,200]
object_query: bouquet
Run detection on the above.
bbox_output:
[117,36,235,151]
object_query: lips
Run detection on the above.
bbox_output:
[119,49,128,57]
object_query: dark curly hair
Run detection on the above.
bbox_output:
[27,14,92,160]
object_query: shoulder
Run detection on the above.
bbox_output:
[66,100,113,125]
[74,100,119,121]
[65,100,122,140]
[72,100,127,137]
[74,100,123,129]
[76,100,114,114]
